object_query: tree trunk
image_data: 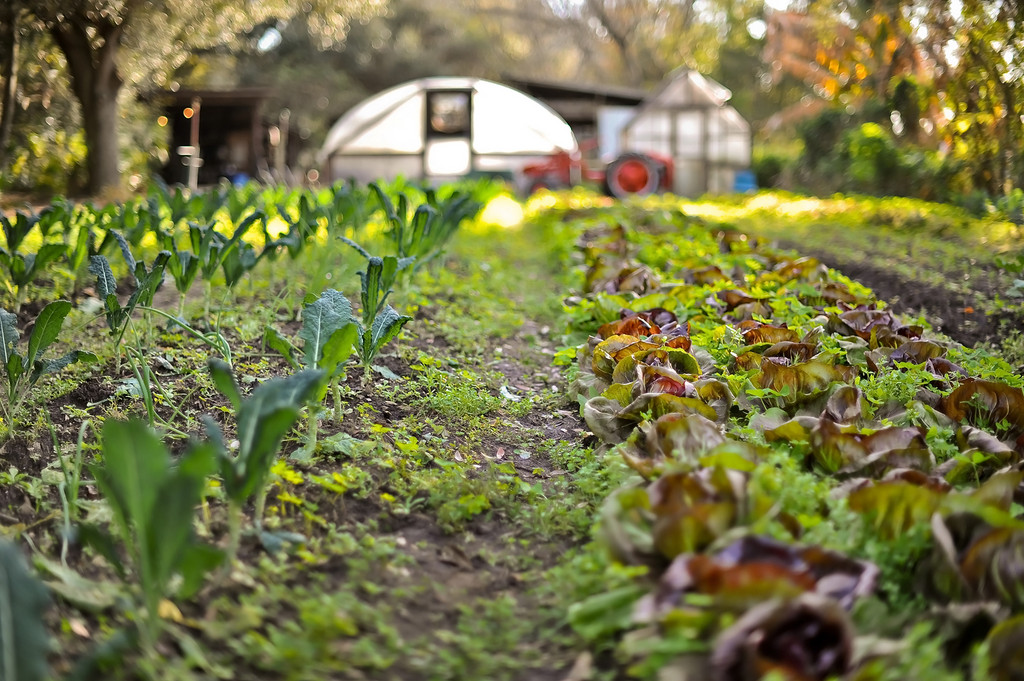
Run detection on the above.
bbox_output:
[49,13,126,196]
[0,2,20,168]
[80,80,121,195]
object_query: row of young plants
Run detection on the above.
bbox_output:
[544,197,1024,679]
[0,179,487,677]
[679,191,1024,358]
[1,178,484,429]
[1,178,482,315]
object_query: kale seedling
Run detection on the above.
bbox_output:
[0,301,96,427]
[0,243,67,314]
[85,419,222,658]
[158,228,201,319]
[371,181,481,274]
[0,210,67,312]
[88,231,170,359]
[0,539,51,681]
[262,289,359,456]
[298,290,359,448]
[337,238,414,376]
[203,359,324,564]
[0,209,39,253]
[186,211,264,319]
[357,258,413,376]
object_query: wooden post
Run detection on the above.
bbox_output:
[187,96,202,192]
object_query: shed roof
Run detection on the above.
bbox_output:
[504,76,648,106]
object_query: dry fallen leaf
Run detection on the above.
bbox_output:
[69,618,91,639]
[158,598,184,623]
[561,651,593,681]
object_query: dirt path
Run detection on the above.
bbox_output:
[16,220,596,680]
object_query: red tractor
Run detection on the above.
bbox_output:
[521,146,674,198]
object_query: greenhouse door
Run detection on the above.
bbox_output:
[424,90,473,177]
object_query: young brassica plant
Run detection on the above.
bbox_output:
[151,177,226,230]
[0,210,39,253]
[300,289,359,417]
[371,182,481,274]
[326,179,373,237]
[187,211,264,319]
[300,290,359,455]
[356,257,412,375]
[337,238,414,376]
[0,243,67,313]
[0,209,68,312]
[86,419,222,658]
[61,201,112,297]
[158,229,201,319]
[1,301,97,427]
[262,289,359,457]
[88,231,170,357]
[203,359,324,563]
[0,539,51,681]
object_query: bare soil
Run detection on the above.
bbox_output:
[786,244,1024,350]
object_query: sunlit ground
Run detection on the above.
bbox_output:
[478,194,524,228]
[679,191,1024,251]
[680,193,835,221]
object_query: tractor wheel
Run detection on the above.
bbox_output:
[604,153,662,198]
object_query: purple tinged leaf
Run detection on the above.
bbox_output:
[711,593,854,681]
[598,314,662,339]
[822,385,864,423]
[738,321,800,345]
[648,536,878,614]
[763,341,817,363]
[623,412,726,476]
[696,378,735,423]
[969,471,1024,512]
[809,420,933,476]
[753,360,857,408]
[890,340,946,364]
[693,264,730,284]
[847,480,946,539]
[647,467,748,559]
[985,614,1024,680]
[717,289,764,311]
[593,335,660,381]
[942,379,1024,438]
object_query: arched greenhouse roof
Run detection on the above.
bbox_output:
[318,76,577,162]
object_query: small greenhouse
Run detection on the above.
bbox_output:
[318,77,578,184]
[621,69,752,196]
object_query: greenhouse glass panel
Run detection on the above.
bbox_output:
[321,82,421,154]
[472,81,576,153]
[675,111,703,158]
[345,97,424,153]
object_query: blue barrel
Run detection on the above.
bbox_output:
[733,169,757,193]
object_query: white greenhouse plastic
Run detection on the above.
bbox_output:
[621,69,752,196]
[318,77,578,184]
